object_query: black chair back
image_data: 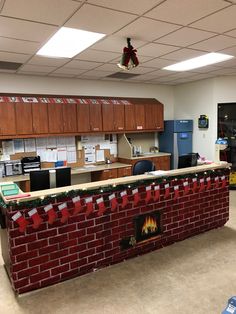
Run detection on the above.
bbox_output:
[30,170,50,191]
[132,160,155,175]
[56,167,71,187]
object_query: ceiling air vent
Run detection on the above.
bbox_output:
[0,61,23,70]
[107,72,141,79]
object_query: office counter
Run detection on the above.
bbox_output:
[0,162,230,294]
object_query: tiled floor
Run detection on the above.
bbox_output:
[0,192,236,314]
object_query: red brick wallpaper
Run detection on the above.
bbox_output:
[5,172,229,294]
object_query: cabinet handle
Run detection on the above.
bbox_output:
[137,126,143,130]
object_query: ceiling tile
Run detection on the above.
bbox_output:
[90,36,146,53]
[49,73,77,78]
[208,67,236,75]
[75,49,120,62]
[0,16,58,42]
[141,58,174,69]
[161,48,206,61]
[94,63,121,72]
[138,43,179,57]
[18,71,49,76]
[156,27,216,47]
[0,51,30,63]
[64,60,103,70]
[127,66,155,74]
[28,56,70,67]
[80,70,115,78]
[190,6,236,33]
[144,0,229,26]
[86,0,162,15]
[50,68,86,75]
[1,0,81,25]
[187,65,220,73]
[114,17,181,41]
[18,64,57,73]
[189,35,236,51]
[65,3,137,34]
[0,37,40,54]
[225,29,236,38]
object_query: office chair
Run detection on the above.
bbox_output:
[132,160,155,175]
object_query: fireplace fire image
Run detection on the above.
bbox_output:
[135,210,163,243]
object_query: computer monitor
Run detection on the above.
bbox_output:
[55,167,71,188]
[178,153,198,169]
[30,169,50,191]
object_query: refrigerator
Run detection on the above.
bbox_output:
[159,120,193,169]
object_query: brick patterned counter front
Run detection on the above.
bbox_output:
[4,170,230,294]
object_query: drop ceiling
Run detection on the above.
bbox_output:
[1,0,236,85]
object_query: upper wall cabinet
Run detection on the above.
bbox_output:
[0,102,16,136]
[15,102,33,135]
[125,103,145,131]
[77,102,103,132]
[62,103,77,133]
[32,102,49,134]
[102,103,125,132]
[89,103,102,132]
[145,102,164,131]
[48,103,64,134]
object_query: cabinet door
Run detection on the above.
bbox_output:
[145,103,164,131]
[48,103,63,133]
[15,102,33,135]
[102,103,114,132]
[125,104,136,130]
[153,156,170,170]
[63,103,77,133]
[117,167,132,177]
[135,104,145,130]
[32,103,49,134]
[90,103,102,131]
[114,104,125,131]
[91,169,117,181]
[0,102,16,135]
[77,103,90,132]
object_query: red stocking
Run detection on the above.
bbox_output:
[215,176,219,188]
[154,185,160,202]
[28,208,43,229]
[145,186,152,203]
[183,181,190,195]
[44,204,57,225]
[58,203,70,223]
[120,191,128,208]
[132,188,140,206]
[174,186,179,200]
[192,178,198,192]
[97,197,106,216]
[206,177,211,190]
[199,178,205,192]
[85,197,94,217]
[221,176,226,188]
[109,193,118,211]
[72,196,82,215]
[12,211,29,233]
[164,183,170,199]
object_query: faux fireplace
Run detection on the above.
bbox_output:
[134,210,163,243]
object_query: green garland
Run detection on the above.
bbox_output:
[0,168,229,211]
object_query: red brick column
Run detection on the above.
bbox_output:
[4,171,229,294]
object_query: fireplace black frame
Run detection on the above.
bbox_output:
[134,210,163,243]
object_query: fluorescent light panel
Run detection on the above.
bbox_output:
[163,52,234,71]
[37,27,106,58]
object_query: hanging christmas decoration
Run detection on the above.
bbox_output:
[215,176,219,188]
[58,202,70,223]
[96,197,106,216]
[221,175,226,188]
[154,185,160,202]
[28,208,43,229]
[199,178,205,192]
[72,196,82,215]
[117,38,139,70]
[85,197,94,217]
[12,211,29,233]
[206,177,211,190]
[192,177,198,192]
[183,181,190,195]
[44,204,57,225]
[174,185,180,200]
[132,188,140,206]
[145,186,152,203]
[109,193,118,211]
[164,183,170,199]
[120,190,128,208]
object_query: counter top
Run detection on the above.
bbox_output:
[0,162,230,204]
[130,152,171,159]
[0,162,132,183]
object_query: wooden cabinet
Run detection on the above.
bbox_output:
[117,166,132,177]
[91,168,118,181]
[63,103,77,133]
[48,103,64,133]
[32,103,49,134]
[152,156,170,171]
[125,103,145,131]
[0,102,16,135]
[114,104,125,131]
[77,103,90,133]
[89,103,102,132]
[15,102,33,135]
[102,103,114,132]
[145,103,164,131]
